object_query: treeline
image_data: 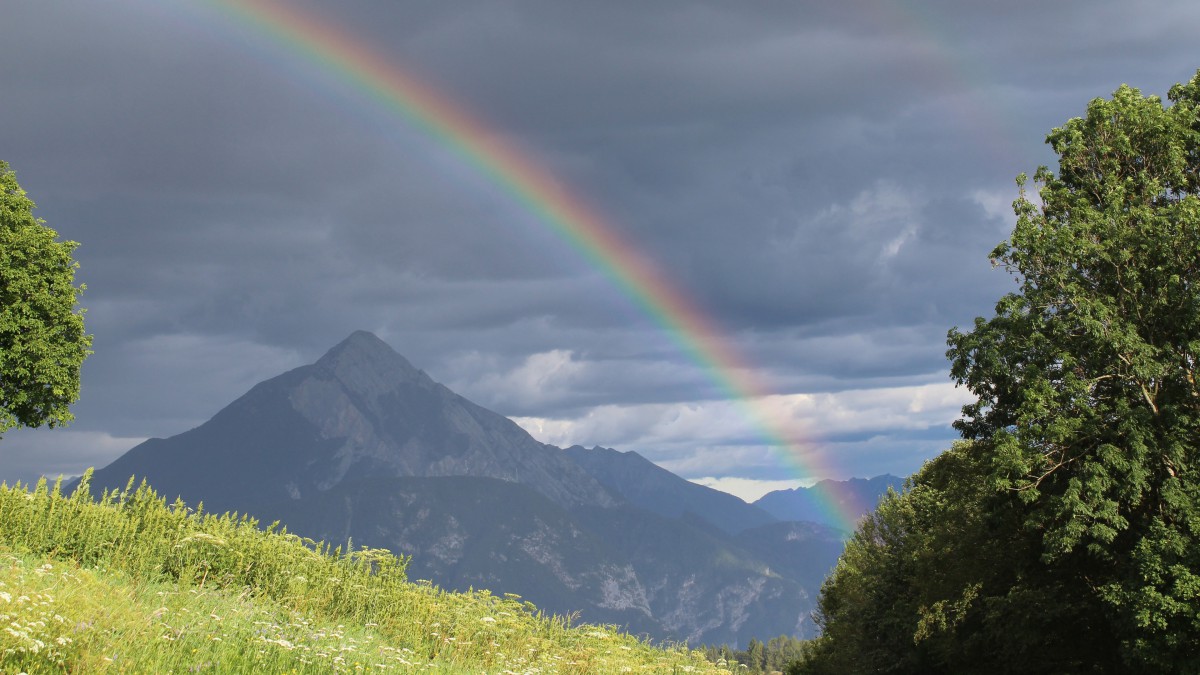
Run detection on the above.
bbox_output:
[701,635,811,673]
[795,70,1200,673]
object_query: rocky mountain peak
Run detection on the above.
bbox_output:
[88,331,616,511]
[313,330,432,397]
[78,330,844,646]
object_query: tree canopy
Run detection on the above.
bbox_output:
[0,161,91,437]
[797,70,1200,673]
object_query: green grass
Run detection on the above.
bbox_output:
[0,472,726,674]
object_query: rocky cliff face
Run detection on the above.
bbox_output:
[85,331,846,645]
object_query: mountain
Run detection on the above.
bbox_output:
[754,474,904,529]
[256,475,842,643]
[84,331,847,645]
[91,331,614,514]
[249,474,668,637]
[735,521,850,598]
[564,445,778,534]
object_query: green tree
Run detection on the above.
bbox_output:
[744,637,765,674]
[719,644,736,669]
[800,442,1117,674]
[948,72,1200,670]
[0,161,91,437]
[763,635,807,673]
[802,70,1200,673]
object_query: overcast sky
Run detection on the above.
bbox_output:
[2,0,1197,501]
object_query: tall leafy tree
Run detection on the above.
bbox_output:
[948,71,1200,669]
[799,442,1118,674]
[801,70,1200,673]
[0,161,91,438]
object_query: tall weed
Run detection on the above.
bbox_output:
[0,472,722,673]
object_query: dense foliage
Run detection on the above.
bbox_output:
[800,71,1200,673]
[702,634,811,673]
[0,160,91,437]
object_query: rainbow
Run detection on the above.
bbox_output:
[199,0,857,531]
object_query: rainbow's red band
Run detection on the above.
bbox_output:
[201,0,858,532]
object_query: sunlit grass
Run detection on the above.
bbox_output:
[0,472,725,673]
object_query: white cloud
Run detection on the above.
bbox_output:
[513,379,972,479]
[447,349,585,411]
[0,429,148,486]
[970,188,1018,232]
[690,476,816,503]
[881,223,918,259]
[654,444,781,479]
[802,181,925,263]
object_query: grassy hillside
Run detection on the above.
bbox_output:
[0,472,724,674]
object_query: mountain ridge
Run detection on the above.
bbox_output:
[754,474,904,530]
[564,445,778,534]
[81,330,849,644]
[89,331,616,512]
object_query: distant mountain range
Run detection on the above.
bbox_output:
[754,475,903,527]
[81,331,897,645]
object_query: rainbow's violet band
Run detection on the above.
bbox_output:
[201,0,859,533]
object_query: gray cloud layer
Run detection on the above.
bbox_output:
[2,0,1197,496]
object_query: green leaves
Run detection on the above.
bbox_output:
[0,161,91,437]
[956,70,1200,669]
[806,70,1200,673]
[947,70,1200,669]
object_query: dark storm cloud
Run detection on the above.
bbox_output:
[1,0,1197,490]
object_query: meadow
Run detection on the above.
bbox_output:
[0,471,725,674]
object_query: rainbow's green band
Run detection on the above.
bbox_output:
[200,0,857,532]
